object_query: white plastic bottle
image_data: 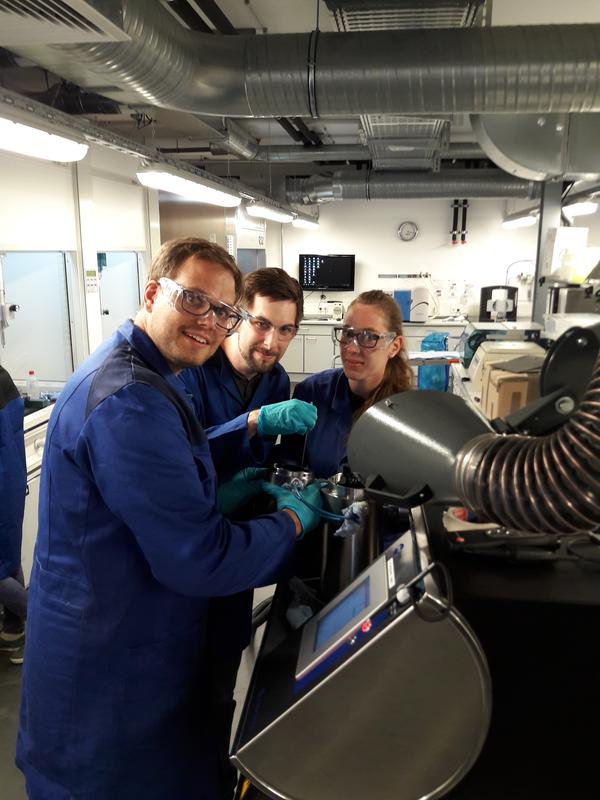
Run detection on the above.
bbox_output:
[26,369,41,401]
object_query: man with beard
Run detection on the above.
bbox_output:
[180,267,315,799]
[181,267,315,478]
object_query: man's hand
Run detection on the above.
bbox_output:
[217,467,268,514]
[257,399,317,436]
[261,481,323,538]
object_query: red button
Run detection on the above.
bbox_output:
[361,620,372,633]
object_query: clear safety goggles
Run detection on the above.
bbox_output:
[333,326,397,349]
[158,277,242,333]
[239,309,299,341]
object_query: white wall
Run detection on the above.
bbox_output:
[0,151,78,251]
[0,141,158,372]
[281,198,538,318]
[493,0,600,24]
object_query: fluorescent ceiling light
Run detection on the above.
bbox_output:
[292,216,320,230]
[501,212,538,229]
[136,168,241,207]
[246,202,294,224]
[0,115,88,162]
[563,201,598,217]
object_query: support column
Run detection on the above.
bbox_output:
[532,180,562,324]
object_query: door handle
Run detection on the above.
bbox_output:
[102,309,110,315]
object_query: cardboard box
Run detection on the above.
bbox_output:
[481,362,540,420]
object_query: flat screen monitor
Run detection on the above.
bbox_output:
[299,254,355,291]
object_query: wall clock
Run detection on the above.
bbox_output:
[397,221,419,242]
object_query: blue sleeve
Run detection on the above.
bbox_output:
[206,369,291,480]
[79,383,295,597]
[205,414,274,480]
[179,368,206,424]
[0,397,26,579]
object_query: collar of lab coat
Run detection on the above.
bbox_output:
[332,369,353,417]
[118,319,190,405]
[211,347,246,403]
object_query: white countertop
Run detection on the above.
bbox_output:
[301,318,466,327]
[405,319,467,327]
[300,318,340,325]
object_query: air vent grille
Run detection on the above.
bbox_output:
[328,0,484,31]
[0,0,128,45]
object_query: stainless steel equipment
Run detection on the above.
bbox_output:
[269,463,314,489]
[232,511,491,800]
[319,472,377,600]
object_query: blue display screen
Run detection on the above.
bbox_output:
[314,578,370,651]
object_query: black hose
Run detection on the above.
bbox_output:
[455,351,600,533]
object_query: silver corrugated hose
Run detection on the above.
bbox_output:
[455,352,600,533]
[286,170,540,203]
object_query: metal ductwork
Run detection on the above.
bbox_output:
[6,2,600,118]
[210,142,371,162]
[286,170,541,204]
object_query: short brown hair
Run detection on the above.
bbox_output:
[241,268,304,325]
[148,238,242,300]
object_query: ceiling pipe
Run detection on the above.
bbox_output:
[286,170,541,204]
[11,2,600,117]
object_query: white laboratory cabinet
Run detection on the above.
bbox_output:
[280,322,336,380]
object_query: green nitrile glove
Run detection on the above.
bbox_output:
[217,467,268,514]
[261,481,323,536]
[257,399,317,436]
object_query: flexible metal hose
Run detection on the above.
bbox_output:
[455,351,600,534]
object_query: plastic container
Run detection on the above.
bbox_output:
[418,332,449,391]
[25,369,41,400]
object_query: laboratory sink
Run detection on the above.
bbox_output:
[23,398,51,416]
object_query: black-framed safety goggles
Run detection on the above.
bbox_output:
[332,326,396,349]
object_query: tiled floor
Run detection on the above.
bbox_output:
[0,588,273,800]
[0,654,26,800]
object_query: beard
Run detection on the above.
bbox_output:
[241,342,278,374]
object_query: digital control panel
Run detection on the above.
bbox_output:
[295,535,413,681]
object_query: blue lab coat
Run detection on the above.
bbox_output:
[0,368,26,580]
[181,350,291,657]
[16,320,296,800]
[181,348,290,480]
[280,368,354,479]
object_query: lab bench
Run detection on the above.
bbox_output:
[423,504,600,799]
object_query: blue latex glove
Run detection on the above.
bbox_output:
[261,481,323,536]
[217,467,268,514]
[257,399,317,436]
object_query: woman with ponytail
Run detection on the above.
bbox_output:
[280,290,412,478]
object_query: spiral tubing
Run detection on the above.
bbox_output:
[455,352,600,534]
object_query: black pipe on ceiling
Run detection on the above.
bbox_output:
[166,0,212,32]
[194,0,237,35]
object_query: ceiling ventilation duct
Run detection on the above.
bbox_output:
[286,170,541,205]
[471,113,600,181]
[6,2,600,119]
[332,2,480,173]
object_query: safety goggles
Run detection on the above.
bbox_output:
[158,277,242,333]
[239,309,299,341]
[333,326,397,349]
